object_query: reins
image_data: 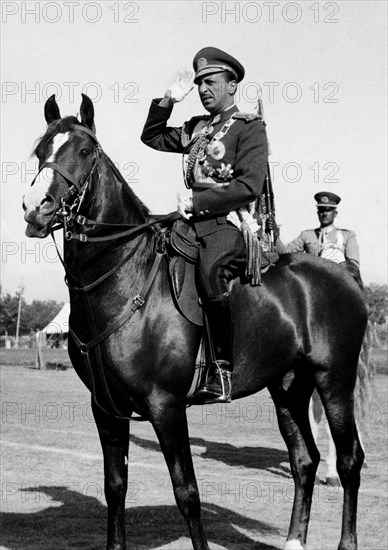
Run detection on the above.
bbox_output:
[60,210,180,243]
[50,210,179,289]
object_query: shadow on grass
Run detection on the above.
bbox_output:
[0,485,282,550]
[131,434,291,478]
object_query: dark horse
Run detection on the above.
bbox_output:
[23,94,367,550]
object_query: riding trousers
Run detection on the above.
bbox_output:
[195,223,246,300]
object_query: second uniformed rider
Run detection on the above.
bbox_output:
[278,191,362,285]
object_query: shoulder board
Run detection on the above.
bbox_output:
[337,228,354,234]
[232,112,262,122]
[189,114,211,124]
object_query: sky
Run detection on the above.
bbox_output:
[1,0,387,303]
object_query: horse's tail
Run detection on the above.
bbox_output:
[354,319,377,437]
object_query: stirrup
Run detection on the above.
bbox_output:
[213,361,232,403]
[191,360,232,405]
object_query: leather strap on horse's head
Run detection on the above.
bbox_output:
[74,124,102,149]
[31,124,102,203]
[37,161,84,193]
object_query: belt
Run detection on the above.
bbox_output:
[192,181,230,189]
[193,216,234,237]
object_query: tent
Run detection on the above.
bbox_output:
[35,304,70,368]
[41,303,70,348]
[42,303,70,334]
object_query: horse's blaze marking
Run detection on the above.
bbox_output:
[25,132,69,210]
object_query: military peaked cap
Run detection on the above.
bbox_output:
[314,191,341,208]
[193,47,245,84]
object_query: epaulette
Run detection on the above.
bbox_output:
[181,115,210,148]
[189,114,211,124]
[232,112,263,122]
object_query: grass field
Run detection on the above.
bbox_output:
[0,348,72,368]
[1,345,386,373]
[1,351,387,550]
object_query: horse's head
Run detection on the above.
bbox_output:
[23,94,99,238]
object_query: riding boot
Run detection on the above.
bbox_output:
[191,293,233,404]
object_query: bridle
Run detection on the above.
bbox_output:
[35,125,103,240]
[35,124,178,244]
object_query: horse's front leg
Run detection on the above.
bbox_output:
[151,402,209,550]
[92,401,130,550]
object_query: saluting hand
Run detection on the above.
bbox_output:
[168,70,195,103]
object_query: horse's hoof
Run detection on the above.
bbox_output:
[284,540,304,550]
[326,476,341,487]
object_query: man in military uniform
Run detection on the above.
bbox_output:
[141,47,268,403]
[281,192,361,282]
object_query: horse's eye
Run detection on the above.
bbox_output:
[80,149,90,158]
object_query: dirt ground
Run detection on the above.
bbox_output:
[1,361,387,550]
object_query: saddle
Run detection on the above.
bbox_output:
[168,220,203,326]
[168,255,203,326]
[166,219,279,327]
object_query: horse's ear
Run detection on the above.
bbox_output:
[44,95,61,124]
[80,94,96,133]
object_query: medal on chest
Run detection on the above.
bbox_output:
[207,140,226,160]
[183,114,237,187]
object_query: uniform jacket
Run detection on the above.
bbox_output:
[280,225,360,266]
[141,100,268,236]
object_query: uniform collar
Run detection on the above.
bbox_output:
[320,224,336,233]
[210,104,238,125]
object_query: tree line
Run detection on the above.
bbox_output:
[363,283,387,325]
[0,283,387,337]
[0,289,63,335]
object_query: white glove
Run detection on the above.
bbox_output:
[177,194,194,219]
[229,207,260,233]
[243,217,260,234]
[169,70,195,103]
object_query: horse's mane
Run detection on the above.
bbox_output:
[105,154,150,220]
